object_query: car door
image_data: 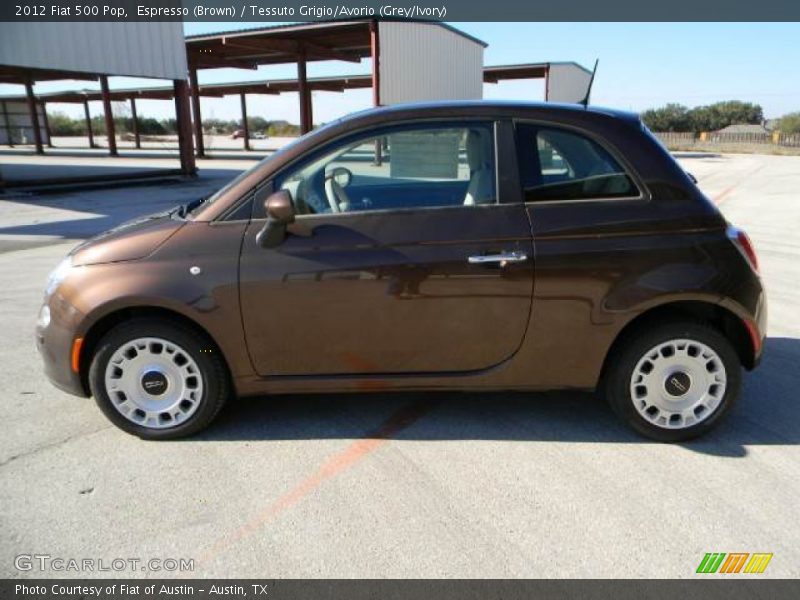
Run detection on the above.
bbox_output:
[239,119,534,377]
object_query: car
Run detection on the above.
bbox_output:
[36,101,766,441]
[231,129,245,139]
[253,132,267,140]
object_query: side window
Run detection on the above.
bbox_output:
[277,123,496,215]
[515,123,638,202]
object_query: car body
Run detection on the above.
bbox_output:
[36,101,766,440]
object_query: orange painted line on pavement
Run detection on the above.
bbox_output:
[712,164,764,205]
[197,400,432,566]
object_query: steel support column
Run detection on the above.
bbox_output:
[173,80,197,176]
[297,49,312,134]
[24,79,44,154]
[370,20,382,165]
[370,20,381,108]
[544,65,550,101]
[41,102,53,148]
[130,97,140,149]
[83,99,95,148]
[99,75,117,156]
[2,100,13,147]
[189,68,205,157]
[240,92,250,151]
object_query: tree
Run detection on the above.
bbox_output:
[47,111,85,136]
[266,120,300,136]
[641,101,764,132]
[247,116,269,133]
[688,101,763,132]
[776,112,800,135]
[162,119,179,134]
[641,103,691,132]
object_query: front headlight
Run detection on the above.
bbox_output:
[45,256,73,296]
[37,305,50,329]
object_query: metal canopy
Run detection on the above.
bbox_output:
[483,63,550,83]
[0,75,376,104]
[4,64,557,105]
[0,64,98,85]
[185,21,375,70]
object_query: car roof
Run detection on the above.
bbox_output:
[330,100,642,129]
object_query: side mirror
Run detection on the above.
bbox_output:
[256,189,295,248]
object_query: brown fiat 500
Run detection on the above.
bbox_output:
[36,101,765,441]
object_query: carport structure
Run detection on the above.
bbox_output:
[1,79,179,151]
[2,18,595,178]
[184,20,383,157]
[0,21,196,179]
[0,65,195,176]
[2,60,590,160]
[5,74,373,152]
[0,66,97,154]
[177,74,375,152]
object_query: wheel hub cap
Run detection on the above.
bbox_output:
[664,371,692,397]
[630,338,727,430]
[141,370,169,396]
[104,337,204,429]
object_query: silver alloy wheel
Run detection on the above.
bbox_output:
[104,337,204,429]
[630,338,727,430]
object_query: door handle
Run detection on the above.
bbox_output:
[468,251,528,265]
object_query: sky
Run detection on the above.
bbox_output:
[3,22,798,123]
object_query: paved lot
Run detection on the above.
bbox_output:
[0,153,798,578]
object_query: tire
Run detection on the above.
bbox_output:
[88,318,230,440]
[603,320,741,442]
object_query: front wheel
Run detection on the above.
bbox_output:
[603,320,741,442]
[88,318,230,440]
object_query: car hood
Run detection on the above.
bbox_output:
[70,211,184,266]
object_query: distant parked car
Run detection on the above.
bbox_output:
[232,130,267,140]
[37,101,765,441]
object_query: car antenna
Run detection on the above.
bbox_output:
[579,59,599,108]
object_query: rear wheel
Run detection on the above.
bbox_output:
[603,320,741,442]
[88,318,230,440]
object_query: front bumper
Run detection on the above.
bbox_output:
[36,293,89,398]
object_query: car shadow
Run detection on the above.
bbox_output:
[194,336,800,458]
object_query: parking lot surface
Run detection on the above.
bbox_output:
[1,152,798,578]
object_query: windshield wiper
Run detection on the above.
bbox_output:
[173,196,208,218]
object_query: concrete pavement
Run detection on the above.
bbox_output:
[0,152,798,578]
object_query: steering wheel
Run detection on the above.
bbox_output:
[324,167,353,213]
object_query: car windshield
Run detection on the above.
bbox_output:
[185,137,308,218]
[187,117,353,218]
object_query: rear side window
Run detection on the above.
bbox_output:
[515,123,638,202]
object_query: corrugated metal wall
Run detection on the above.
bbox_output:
[546,63,593,104]
[378,22,484,105]
[0,22,187,80]
[0,100,48,145]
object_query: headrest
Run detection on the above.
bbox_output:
[466,130,488,172]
